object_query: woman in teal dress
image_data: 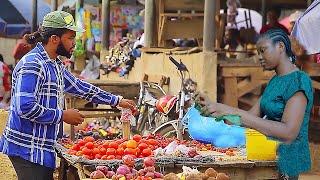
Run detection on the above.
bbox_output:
[200,29,313,179]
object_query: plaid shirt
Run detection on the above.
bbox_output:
[0,43,119,169]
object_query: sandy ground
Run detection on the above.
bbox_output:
[0,153,319,180]
[0,154,17,180]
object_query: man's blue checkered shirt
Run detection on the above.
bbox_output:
[0,43,119,169]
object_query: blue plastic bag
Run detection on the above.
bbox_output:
[184,106,245,148]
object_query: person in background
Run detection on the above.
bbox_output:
[0,54,11,109]
[200,29,312,179]
[260,7,289,35]
[288,11,303,34]
[223,28,246,59]
[12,31,32,64]
[0,11,137,180]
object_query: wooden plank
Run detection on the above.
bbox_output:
[224,77,238,107]
[312,80,320,91]
[163,19,203,39]
[162,0,204,11]
[160,13,204,17]
[238,80,266,98]
[246,166,278,180]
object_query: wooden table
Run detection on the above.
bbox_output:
[218,60,274,108]
[56,144,278,180]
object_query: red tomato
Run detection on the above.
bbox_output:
[99,147,107,155]
[138,143,148,150]
[101,155,109,160]
[109,142,119,149]
[77,139,86,146]
[106,148,116,156]
[85,142,94,149]
[147,139,158,146]
[133,134,142,142]
[115,155,122,160]
[71,144,80,151]
[107,155,115,160]
[142,148,152,157]
[82,147,92,155]
[75,151,83,156]
[95,154,102,159]
[120,141,127,149]
[116,147,124,156]
[83,136,95,142]
[67,149,77,155]
[126,140,138,149]
[102,141,109,149]
[124,148,136,155]
[92,148,100,155]
[135,148,141,156]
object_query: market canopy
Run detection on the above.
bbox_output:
[0,0,51,37]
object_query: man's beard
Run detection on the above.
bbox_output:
[56,42,72,58]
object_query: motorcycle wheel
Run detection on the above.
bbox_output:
[153,123,191,140]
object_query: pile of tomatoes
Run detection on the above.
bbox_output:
[67,135,160,160]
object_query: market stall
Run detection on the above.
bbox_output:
[55,133,278,180]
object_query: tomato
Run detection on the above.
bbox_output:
[99,147,107,155]
[116,147,124,156]
[138,143,148,150]
[116,155,122,160]
[106,148,116,156]
[92,148,100,155]
[133,134,142,142]
[120,141,127,149]
[75,151,83,156]
[77,139,86,146]
[85,142,94,149]
[147,139,158,146]
[82,147,92,155]
[67,149,77,155]
[124,148,136,155]
[95,154,102,159]
[126,140,138,149]
[107,155,115,160]
[83,136,95,142]
[102,141,109,149]
[109,142,119,149]
[71,144,80,151]
[135,148,141,156]
[101,155,109,160]
[142,148,152,157]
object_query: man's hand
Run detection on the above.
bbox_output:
[118,99,137,115]
[62,109,85,125]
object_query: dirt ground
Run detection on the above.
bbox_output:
[0,153,319,180]
[0,154,17,180]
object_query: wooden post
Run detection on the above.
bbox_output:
[144,0,154,48]
[51,0,58,11]
[122,121,130,140]
[101,0,111,50]
[32,0,38,32]
[261,0,266,26]
[215,0,220,49]
[203,0,216,52]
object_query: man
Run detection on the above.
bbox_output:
[0,11,136,180]
[0,54,11,109]
[260,7,289,35]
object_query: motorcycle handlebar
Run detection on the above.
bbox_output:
[169,56,188,72]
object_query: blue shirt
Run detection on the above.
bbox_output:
[0,43,119,169]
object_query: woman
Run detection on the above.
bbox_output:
[200,29,313,179]
[0,11,136,180]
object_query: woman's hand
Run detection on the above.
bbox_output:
[118,98,137,115]
[194,92,222,116]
